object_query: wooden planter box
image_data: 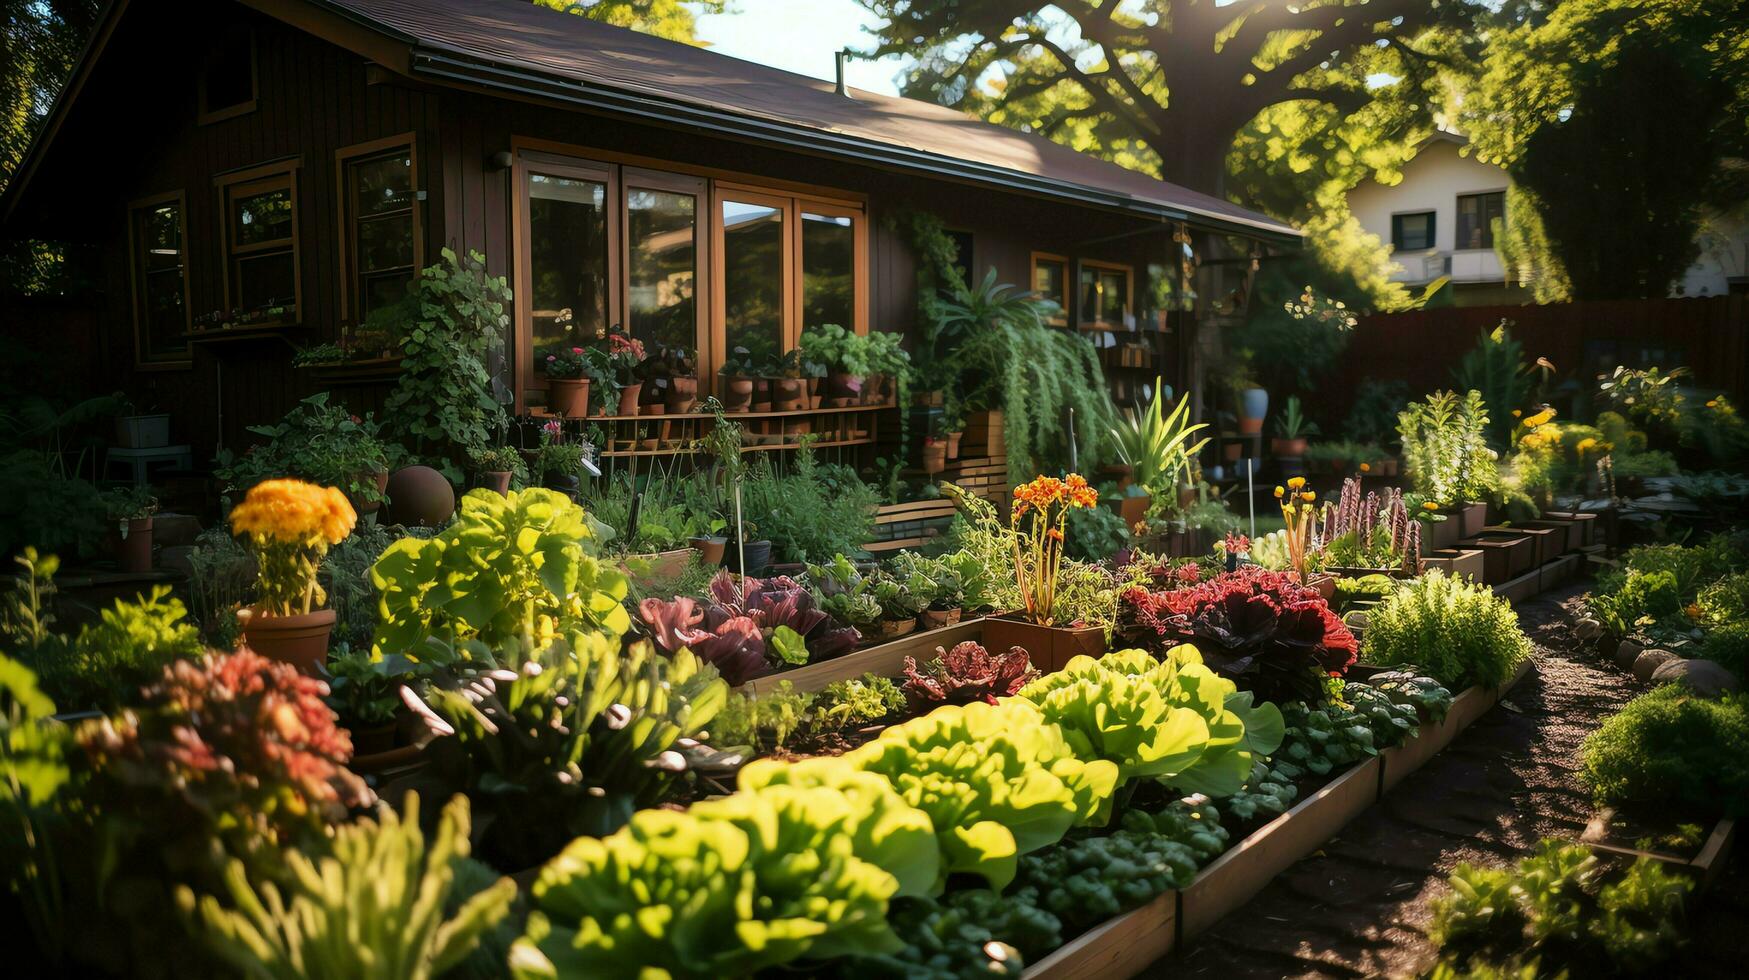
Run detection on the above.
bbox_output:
[1542,511,1599,548]
[1460,531,1536,583]
[1421,548,1484,582]
[1518,518,1583,555]
[983,615,1107,673]
[1375,657,1535,793]
[1584,817,1738,891]
[1023,887,1177,978]
[1423,514,1463,553]
[733,618,985,696]
[1457,501,1490,538]
[1487,524,1561,569]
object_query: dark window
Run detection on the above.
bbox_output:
[343,147,417,321]
[130,197,189,363]
[222,171,298,318]
[1078,263,1131,326]
[1032,255,1068,322]
[721,199,785,366]
[801,211,855,331]
[528,172,610,352]
[627,187,698,355]
[1456,192,1505,250]
[199,28,256,121]
[1391,211,1436,251]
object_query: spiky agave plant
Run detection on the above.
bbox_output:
[1107,379,1211,501]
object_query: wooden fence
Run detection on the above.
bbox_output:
[1323,295,1749,423]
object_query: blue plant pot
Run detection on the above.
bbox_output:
[1241,387,1270,421]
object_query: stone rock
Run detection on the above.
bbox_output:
[1650,658,1742,698]
[1632,649,1680,683]
[1615,640,1645,671]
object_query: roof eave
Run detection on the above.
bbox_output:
[407,48,1303,245]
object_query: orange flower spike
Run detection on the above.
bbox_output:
[1301,491,1316,503]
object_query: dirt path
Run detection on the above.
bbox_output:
[1169,581,1747,978]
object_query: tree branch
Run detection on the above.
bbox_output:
[993,33,1162,136]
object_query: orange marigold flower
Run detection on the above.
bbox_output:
[1301,491,1316,503]
[1359,462,1371,473]
[1287,476,1306,490]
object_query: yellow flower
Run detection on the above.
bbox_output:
[1511,409,1522,418]
[1575,437,1598,455]
[229,478,356,546]
[1707,400,1719,409]
[1523,408,1556,428]
[1300,491,1316,503]
[1274,486,1285,498]
[1423,501,1439,512]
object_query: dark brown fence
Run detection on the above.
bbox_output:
[1325,295,1749,422]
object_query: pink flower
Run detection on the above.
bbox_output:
[542,419,562,436]
[546,354,556,362]
[571,347,583,354]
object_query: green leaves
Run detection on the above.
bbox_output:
[769,625,809,666]
[1106,382,1210,496]
[512,782,914,979]
[372,488,629,656]
[179,793,516,980]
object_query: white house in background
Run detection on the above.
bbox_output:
[1348,131,1749,305]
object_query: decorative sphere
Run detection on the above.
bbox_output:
[384,466,455,528]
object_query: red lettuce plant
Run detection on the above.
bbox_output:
[77,649,371,849]
[1120,566,1356,704]
[637,571,861,686]
[901,641,1040,706]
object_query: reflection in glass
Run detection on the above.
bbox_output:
[1033,259,1066,318]
[802,211,854,331]
[528,172,608,352]
[233,188,292,245]
[627,188,696,360]
[1079,266,1129,326]
[722,200,783,366]
[134,203,186,359]
[349,151,415,320]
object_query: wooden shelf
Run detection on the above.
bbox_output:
[182,324,304,348]
[533,401,896,423]
[310,356,403,384]
[597,436,875,458]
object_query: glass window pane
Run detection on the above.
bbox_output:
[1100,270,1128,323]
[233,187,292,245]
[353,153,413,217]
[360,272,411,321]
[135,202,186,359]
[1033,259,1065,312]
[357,213,414,273]
[528,172,608,352]
[627,188,697,360]
[236,251,295,311]
[142,204,181,271]
[802,211,854,331]
[722,199,784,366]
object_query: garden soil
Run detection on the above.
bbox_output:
[1166,580,1749,978]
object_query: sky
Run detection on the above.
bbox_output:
[693,0,910,96]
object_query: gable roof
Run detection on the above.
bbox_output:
[4,0,1300,242]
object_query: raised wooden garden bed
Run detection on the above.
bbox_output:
[1421,547,1485,582]
[1582,816,1738,890]
[1517,517,1583,555]
[1461,531,1537,583]
[1490,523,1563,569]
[1541,510,1600,548]
[733,617,986,696]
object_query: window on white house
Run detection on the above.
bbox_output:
[1456,192,1505,250]
[1392,211,1436,251]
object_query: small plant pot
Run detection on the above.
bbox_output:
[1271,437,1308,457]
[827,372,865,403]
[1223,442,1243,462]
[238,607,336,675]
[482,471,513,496]
[1119,493,1151,527]
[616,382,643,416]
[878,617,918,641]
[982,615,1105,674]
[807,377,824,409]
[945,430,963,459]
[1237,416,1264,435]
[117,517,154,573]
[665,376,699,414]
[921,442,947,474]
[547,378,591,417]
[1306,573,1338,600]
[919,607,962,631]
[771,377,807,411]
[689,535,727,566]
[347,467,391,518]
[722,375,755,412]
[1240,387,1269,422]
[724,539,772,577]
[115,413,172,449]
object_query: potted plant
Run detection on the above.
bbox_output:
[800,324,868,405]
[534,420,589,499]
[890,551,966,631]
[230,478,356,673]
[718,345,760,412]
[643,343,698,414]
[106,486,158,573]
[539,344,594,417]
[600,328,648,416]
[1271,395,1319,457]
[980,473,1107,672]
[920,436,947,474]
[1398,390,1499,541]
[213,392,397,518]
[769,349,812,412]
[869,569,925,640]
[323,647,424,757]
[470,445,525,496]
[115,401,171,449]
[862,330,911,406]
[941,396,966,459]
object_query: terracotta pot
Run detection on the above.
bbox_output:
[1117,493,1151,528]
[1272,437,1308,457]
[238,607,336,675]
[348,467,390,516]
[620,548,697,586]
[482,471,513,496]
[827,372,864,403]
[1223,442,1243,462]
[666,376,699,413]
[1237,416,1264,435]
[689,535,727,565]
[722,375,755,411]
[863,373,887,406]
[946,431,963,459]
[1307,573,1338,600]
[771,377,807,411]
[982,615,1106,674]
[616,382,643,416]
[919,607,962,631]
[385,465,456,528]
[879,617,918,641]
[807,378,824,410]
[117,517,154,573]
[921,442,947,474]
[547,378,591,417]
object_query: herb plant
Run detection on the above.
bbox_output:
[1581,685,1749,817]
[1363,570,1534,690]
[213,391,397,504]
[1398,389,1501,508]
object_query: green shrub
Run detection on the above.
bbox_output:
[179,793,516,980]
[1362,570,1533,690]
[1429,840,1691,975]
[1697,572,1749,629]
[1699,621,1749,680]
[1587,569,1683,637]
[1580,685,1749,816]
[738,442,879,564]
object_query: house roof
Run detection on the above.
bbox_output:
[3,0,1300,242]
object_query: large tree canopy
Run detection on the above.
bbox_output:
[534,0,725,44]
[857,0,1483,196]
[1461,0,1749,300]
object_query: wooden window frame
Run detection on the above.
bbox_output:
[506,137,867,411]
[215,159,301,324]
[127,190,192,370]
[334,133,422,325]
[197,28,258,125]
[1031,251,1070,325]
[1455,190,1506,251]
[1391,210,1436,252]
[1077,258,1134,329]
[511,149,621,408]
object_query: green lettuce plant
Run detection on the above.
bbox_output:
[412,633,726,867]
[802,700,1119,892]
[511,780,929,978]
[1015,646,1284,799]
[179,793,516,980]
[372,488,630,657]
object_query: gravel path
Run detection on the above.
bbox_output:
[1168,580,1747,978]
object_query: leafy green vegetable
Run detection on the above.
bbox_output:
[1363,570,1533,690]
[179,793,516,980]
[1581,684,1749,817]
